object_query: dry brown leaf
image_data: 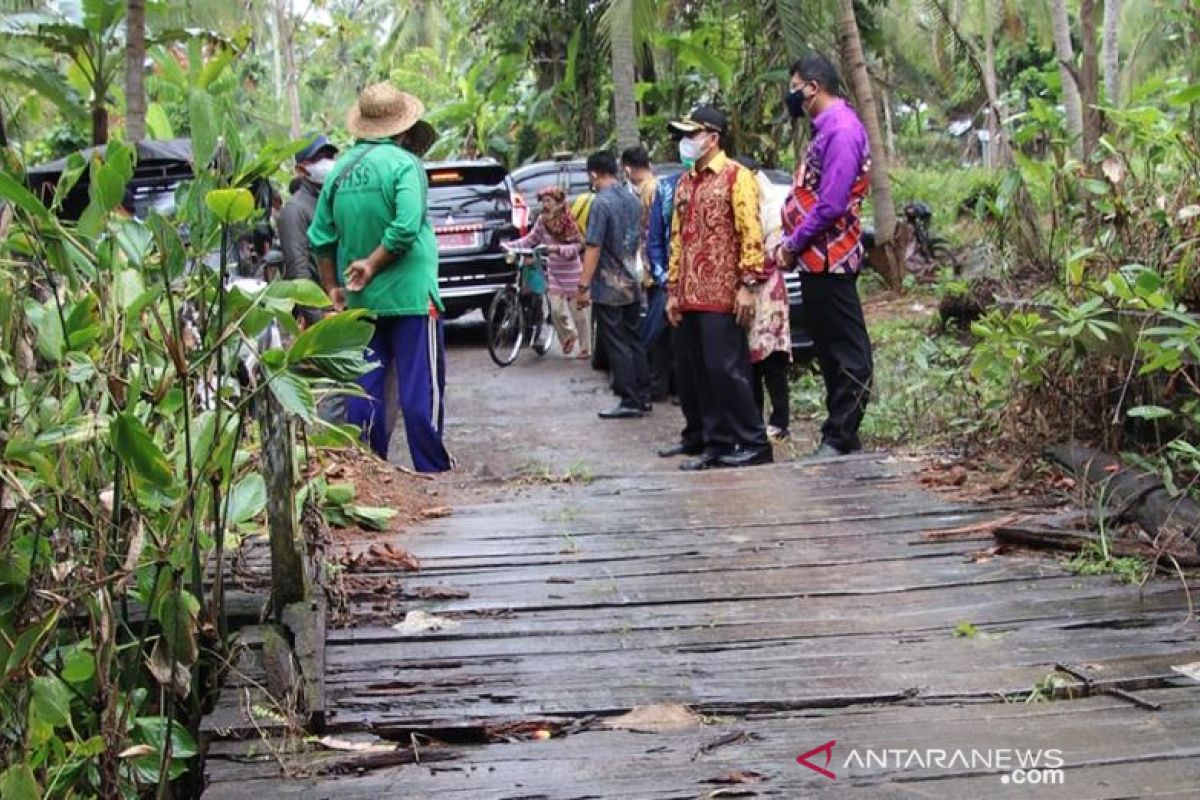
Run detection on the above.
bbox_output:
[601,703,701,733]
[118,744,156,759]
[1171,662,1200,683]
[1101,158,1127,186]
[316,736,396,754]
[705,770,768,785]
[391,610,460,635]
[419,506,453,519]
[414,585,470,600]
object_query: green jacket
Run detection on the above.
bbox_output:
[307,139,443,316]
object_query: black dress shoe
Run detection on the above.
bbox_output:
[598,404,644,420]
[657,443,702,458]
[680,452,722,471]
[641,401,653,413]
[718,445,774,468]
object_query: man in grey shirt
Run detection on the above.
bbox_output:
[277,133,338,325]
[577,151,651,418]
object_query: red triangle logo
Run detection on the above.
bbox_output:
[797,739,837,780]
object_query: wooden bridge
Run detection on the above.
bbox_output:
[201,336,1200,799]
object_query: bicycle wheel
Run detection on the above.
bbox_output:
[486,287,524,367]
[530,293,555,356]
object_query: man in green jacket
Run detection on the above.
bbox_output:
[308,83,451,472]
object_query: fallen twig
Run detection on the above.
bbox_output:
[924,513,1024,540]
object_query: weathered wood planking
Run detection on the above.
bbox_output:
[203,455,1200,798]
[204,687,1200,798]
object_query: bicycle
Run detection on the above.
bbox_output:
[486,244,555,367]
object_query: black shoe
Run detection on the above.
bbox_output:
[658,443,702,458]
[718,445,774,468]
[680,452,722,471]
[804,442,847,460]
[641,401,653,413]
[598,404,644,420]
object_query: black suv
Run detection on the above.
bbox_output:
[512,157,684,216]
[425,160,521,318]
[27,144,520,317]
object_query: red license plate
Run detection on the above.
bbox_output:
[437,231,476,249]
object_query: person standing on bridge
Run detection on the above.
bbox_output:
[775,55,874,458]
[577,151,651,419]
[308,83,452,473]
[665,106,772,470]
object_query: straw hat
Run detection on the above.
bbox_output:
[347,83,438,155]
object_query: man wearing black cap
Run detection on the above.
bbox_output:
[278,134,338,326]
[663,106,772,470]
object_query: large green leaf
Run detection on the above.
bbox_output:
[146,102,175,139]
[111,412,174,488]
[227,473,266,526]
[148,211,187,280]
[205,188,255,224]
[24,298,65,363]
[189,88,217,169]
[0,764,40,800]
[265,279,331,309]
[286,311,374,380]
[267,369,316,422]
[0,170,51,222]
[132,715,198,782]
[0,58,87,124]
[29,674,72,739]
[3,610,59,683]
[155,589,200,666]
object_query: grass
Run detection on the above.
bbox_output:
[516,459,595,486]
[1066,542,1149,585]
[790,298,993,450]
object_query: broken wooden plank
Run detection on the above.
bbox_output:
[994,523,1200,568]
[283,594,327,732]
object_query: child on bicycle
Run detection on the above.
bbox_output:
[504,186,590,359]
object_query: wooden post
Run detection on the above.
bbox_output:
[256,378,307,614]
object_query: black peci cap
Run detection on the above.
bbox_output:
[668,105,728,136]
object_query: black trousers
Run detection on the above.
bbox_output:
[594,301,650,408]
[647,325,674,399]
[675,311,768,455]
[672,324,704,452]
[799,273,873,452]
[753,351,790,431]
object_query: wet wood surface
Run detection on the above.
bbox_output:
[203,455,1200,798]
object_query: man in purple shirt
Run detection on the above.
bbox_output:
[776,54,874,457]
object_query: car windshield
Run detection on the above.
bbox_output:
[427,183,508,216]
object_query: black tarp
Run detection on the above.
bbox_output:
[25,139,195,221]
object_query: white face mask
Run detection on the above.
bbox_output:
[678,134,710,167]
[305,158,336,185]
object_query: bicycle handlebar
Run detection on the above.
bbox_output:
[502,245,549,256]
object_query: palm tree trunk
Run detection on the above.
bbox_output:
[1050,0,1084,154]
[274,0,303,138]
[610,0,639,152]
[1102,0,1122,105]
[982,20,1010,167]
[1079,0,1102,161]
[837,0,903,292]
[125,0,147,141]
